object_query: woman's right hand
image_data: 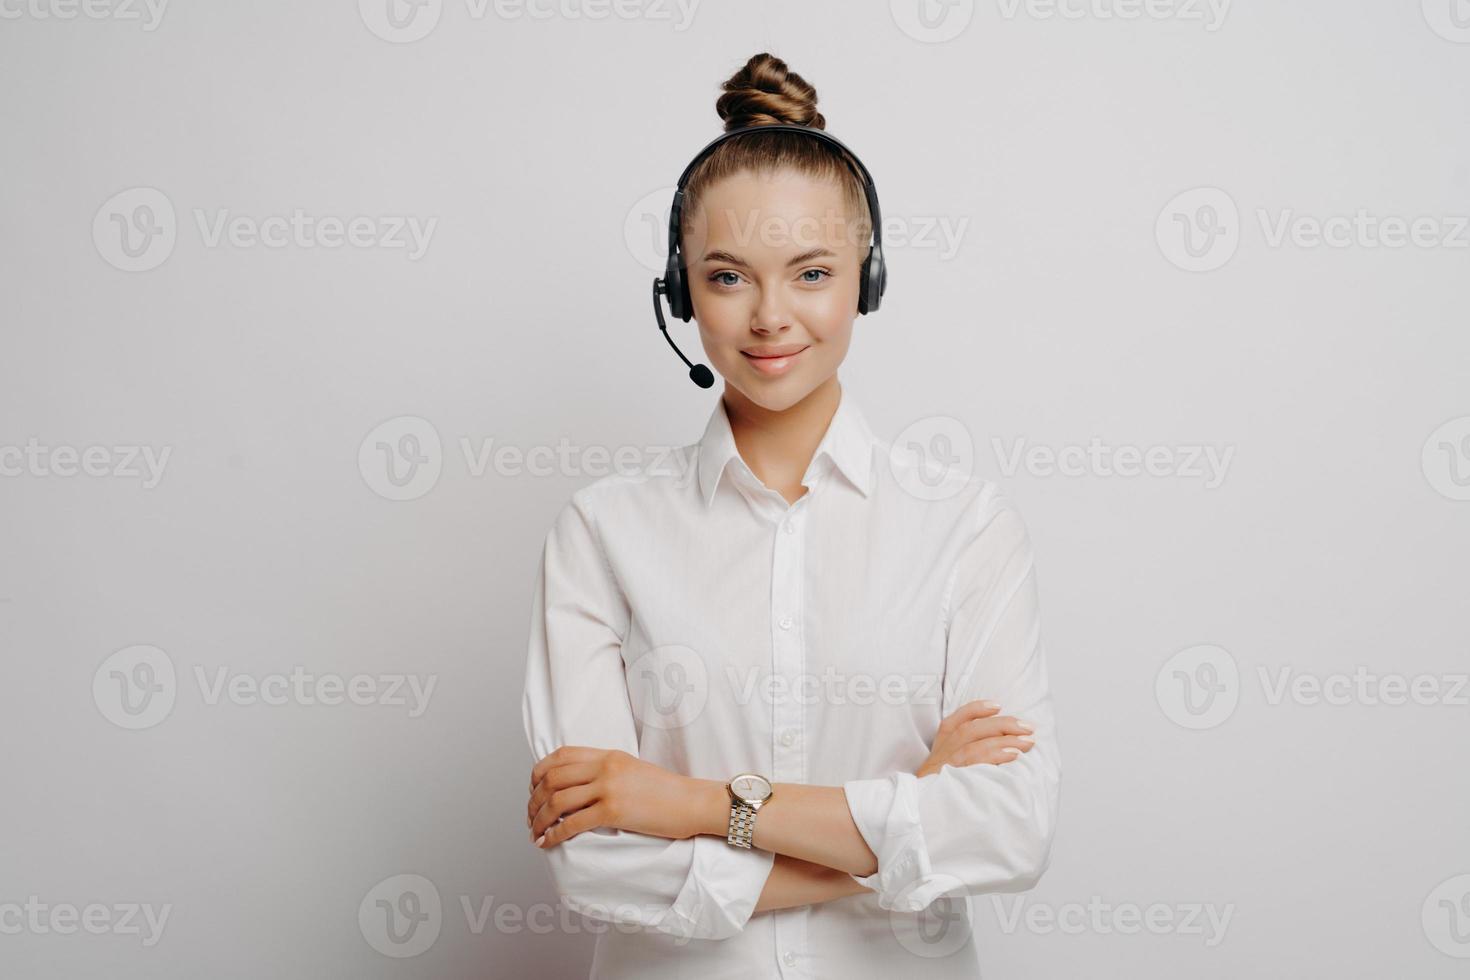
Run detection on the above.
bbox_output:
[914,699,1034,778]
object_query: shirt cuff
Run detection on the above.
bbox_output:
[843,771,947,912]
[659,833,776,941]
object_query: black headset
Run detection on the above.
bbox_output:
[651,123,888,388]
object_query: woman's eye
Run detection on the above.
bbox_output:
[709,271,742,288]
[800,268,831,283]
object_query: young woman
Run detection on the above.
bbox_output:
[523,52,1061,979]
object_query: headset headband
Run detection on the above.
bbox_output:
[667,123,884,260]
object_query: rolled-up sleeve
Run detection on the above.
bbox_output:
[521,487,775,941]
[842,486,1062,912]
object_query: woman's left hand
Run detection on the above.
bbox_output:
[527,746,716,849]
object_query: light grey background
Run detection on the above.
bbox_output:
[2,1,1468,977]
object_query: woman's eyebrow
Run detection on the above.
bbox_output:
[699,247,837,268]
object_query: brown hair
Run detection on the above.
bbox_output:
[679,52,872,251]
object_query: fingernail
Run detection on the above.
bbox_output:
[1016,719,1034,731]
[1017,735,1035,745]
[534,834,546,848]
[1001,747,1022,757]
[979,700,999,710]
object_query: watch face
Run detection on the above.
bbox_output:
[731,774,772,804]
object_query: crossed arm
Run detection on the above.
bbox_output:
[526,698,1037,915]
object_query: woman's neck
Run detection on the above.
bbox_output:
[722,375,842,506]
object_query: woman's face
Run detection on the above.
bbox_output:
[684,168,867,412]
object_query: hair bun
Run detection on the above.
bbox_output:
[716,52,825,131]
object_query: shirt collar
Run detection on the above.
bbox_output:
[696,387,876,507]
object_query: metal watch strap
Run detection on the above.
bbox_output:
[727,799,758,848]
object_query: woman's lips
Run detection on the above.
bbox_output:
[740,346,809,376]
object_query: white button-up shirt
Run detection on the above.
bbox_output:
[521,387,1062,979]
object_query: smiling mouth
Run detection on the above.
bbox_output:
[740,346,809,376]
[741,347,809,360]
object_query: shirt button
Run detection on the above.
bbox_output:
[779,616,793,630]
[784,520,795,534]
[780,729,795,746]
[782,951,796,966]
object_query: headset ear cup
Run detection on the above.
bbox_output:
[676,262,694,322]
[664,253,687,322]
[859,246,886,315]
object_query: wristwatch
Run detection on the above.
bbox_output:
[725,772,774,848]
